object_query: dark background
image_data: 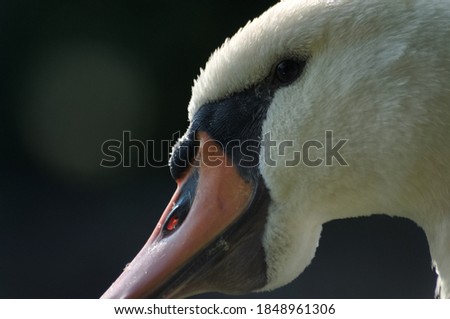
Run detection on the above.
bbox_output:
[0,0,436,298]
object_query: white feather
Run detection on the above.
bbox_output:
[189,0,450,297]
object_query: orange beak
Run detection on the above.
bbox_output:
[101,132,268,298]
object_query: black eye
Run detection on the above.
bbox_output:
[275,60,303,85]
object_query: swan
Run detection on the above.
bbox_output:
[101,0,450,298]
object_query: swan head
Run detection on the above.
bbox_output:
[102,0,450,298]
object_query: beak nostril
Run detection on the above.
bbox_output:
[166,215,179,231]
[163,199,190,234]
[163,169,198,235]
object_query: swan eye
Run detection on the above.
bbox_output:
[275,60,302,85]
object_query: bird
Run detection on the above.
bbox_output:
[101,0,450,298]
